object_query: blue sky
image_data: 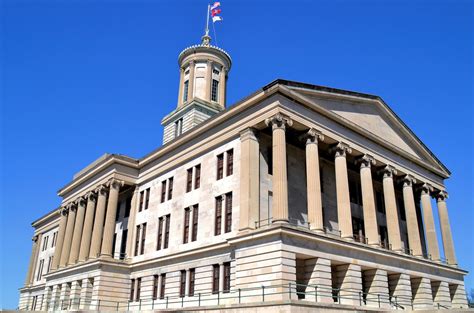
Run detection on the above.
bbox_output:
[1,0,472,308]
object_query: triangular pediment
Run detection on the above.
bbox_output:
[274,82,449,177]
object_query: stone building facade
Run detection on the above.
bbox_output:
[18,33,468,312]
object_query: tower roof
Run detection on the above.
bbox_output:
[177,39,232,68]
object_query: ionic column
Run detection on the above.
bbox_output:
[239,128,260,230]
[357,154,379,246]
[205,60,213,101]
[304,128,324,232]
[69,197,86,264]
[265,113,293,223]
[125,187,139,258]
[89,186,107,259]
[177,67,185,107]
[187,60,195,102]
[101,179,123,257]
[219,67,227,106]
[420,183,440,261]
[51,208,68,270]
[59,203,77,267]
[331,142,353,240]
[24,235,40,286]
[378,165,402,251]
[436,191,457,265]
[401,175,423,256]
[78,192,97,262]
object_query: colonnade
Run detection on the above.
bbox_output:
[50,178,124,270]
[241,112,457,265]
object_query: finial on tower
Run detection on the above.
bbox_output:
[202,4,211,46]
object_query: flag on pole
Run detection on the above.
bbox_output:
[210,2,223,22]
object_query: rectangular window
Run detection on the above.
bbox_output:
[267,147,273,175]
[189,268,195,296]
[212,264,220,293]
[320,167,324,194]
[186,168,193,192]
[183,208,190,244]
[139,191,144,212]
[144,188,150,210]
[226,149,233,176]
[398,196,406,221]
[194,165,201,189]
[179,270,186,297]
[349,179,362,205]
[215,196,223,235]
[140,223,147,255]
[152,275,159,300]
[160,274,166,299]
[211,79,219,102]
[157,217,163,250]
[161,180,167,203]
[376,190,386,214]
[136,277,141,301]
[223,262,231,293]
[124,196,132,218]
[36,259,44,281]
[192,205,199,242]
[47,256,53,273]
[168,177,174,200]
[42,237,48,251]
[120,229,128,259]
[164,214,170,249]
[52,232,57,247]
[134,225,140,256]
[130,279,135,301]
[112,233,117,256]
[183,81,189,102]
[175,118,183,137]
[225,193,232,233]
[217,154,224,180]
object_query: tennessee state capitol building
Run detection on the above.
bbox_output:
[19,30,469,312]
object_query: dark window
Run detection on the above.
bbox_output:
[194,165,201,189]
[189,268,195,296]
[120,229,128,259]
[215,196,223,235]
[352,217,365,243]
[168,177,174,200]
[223,262,231,292]
[112,233,117,257]
[267,147,273,175]
[161,181,167,203]
[186,168,193,192]
[320,167,324,194]
[212,264,220,293]
[376,191,386,214]
[134,225,140,256]
[36,259,44,281]
[130,279,135,301]
[144,188,150,210]
[175,118,183,137]
[140,223,146,255]
[212,69,220,75]
[139,191,144,212]
[152,275,159,300]
[379,225,389,249]
[184,208,190,244]
[226,149,233,176]
[52,232,57,247]
[47,256,52,273]
[217,154,224,180]
[164,215,170,249]
[225,193,232,233]
[136,278,141,301]
[160,274,166,299]
[180,270,186,297]
[349,179,362,205]
[124,196,132,218]
[211,79,219,102]
[183,81,189,102]
[157,217,163,250]
[397,196,406,221]
[192,205,199,242]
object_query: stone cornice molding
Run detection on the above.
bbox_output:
[400,174,417,188]
[356,154,376,169]
[330,142,352,158]
[265,112,293,131]
[378,165,398,179]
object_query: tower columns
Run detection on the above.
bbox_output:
[187,61,195,103]
[205,60,213,101]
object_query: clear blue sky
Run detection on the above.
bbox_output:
[1,0,472,309]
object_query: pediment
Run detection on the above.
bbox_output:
[280,84,449,177]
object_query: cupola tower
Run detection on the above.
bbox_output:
[161,31,232,144]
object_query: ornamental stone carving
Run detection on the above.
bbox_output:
[302,128,324,145]
[355,154,376,168]
[400,174,416,187]
[330,142,352,158]
[419,183,434,196]
[378,165,398,179]
[265,113,293,130]
[436,190,449,202]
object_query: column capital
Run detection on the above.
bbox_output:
[85,191,97,202]
[95,185,108,195]
[301,128,324,145]
[435,190,449,202]
[76,196,87,207]
[355,154,376,169]
[399,174,416,187]
[419,183,434,196]
[239,127,258,141]
[67,202,77,213]
[107,178,124,190]
[377,165,398,178]
[59,206,69,216]
[265,113,293,131]
[32,235,39,242]
[330,142,352,158]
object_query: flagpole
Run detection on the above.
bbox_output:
[205,4,210,36]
